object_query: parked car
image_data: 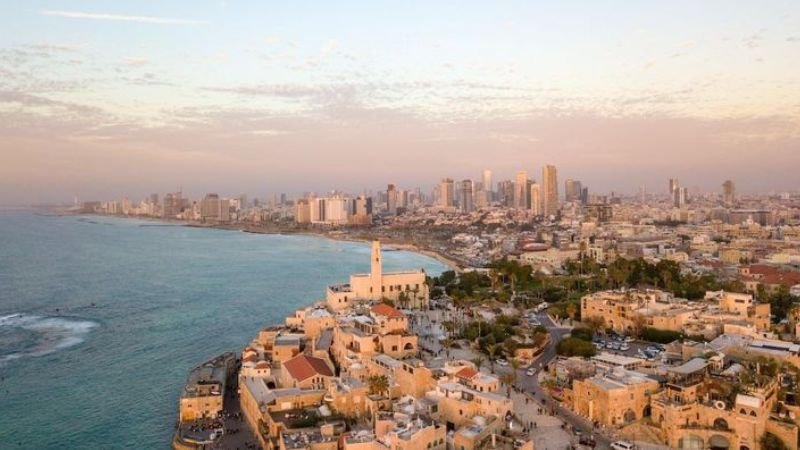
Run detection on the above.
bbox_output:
[579,436,597,448]
[624,336,635,343]
[610,441,635,450]
[496,359,509,367]
[526,368,535,376]
[620,343,630,351]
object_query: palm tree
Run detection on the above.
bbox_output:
[442,338,455,359]
[486,344,500,373]
[397,291,409,309]
[509,358,520,389]
[471,356,485,372]
[500,373,515,398]
[509,272,518,296]
[566,303,578,321]
[489,269,500,292]
[367,375,390,397]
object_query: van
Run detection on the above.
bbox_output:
[610,441,635,450]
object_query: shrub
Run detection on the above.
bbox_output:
[641,327,682,344]
[570,327,594,342]
[556,337,597,357]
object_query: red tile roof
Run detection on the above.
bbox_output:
[746,265,780,276]
[283,354,333,381]
[371,303,405,319]
[455,367,478,380]
[762,272,800,287]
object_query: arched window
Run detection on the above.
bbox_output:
[713,418,729,430]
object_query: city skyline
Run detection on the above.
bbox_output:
[2,1,800,204]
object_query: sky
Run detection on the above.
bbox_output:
[1,1,799,204]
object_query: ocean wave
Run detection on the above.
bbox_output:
[0,313,98,365]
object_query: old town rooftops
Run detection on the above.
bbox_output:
[283,354,334,381]
[371,303,406,318]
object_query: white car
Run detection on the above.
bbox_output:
[620,344,630,351]
[610,441,635,450]
[496,359,509,367]
[526,368,535,376]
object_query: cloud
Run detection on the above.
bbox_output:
[40,10,208,26]
[202,84,322,98]
[742,33,762,49]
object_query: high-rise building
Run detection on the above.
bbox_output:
[581,187,589,206]
[565,179,582,203]
[459,179,473,213]
[496,180,514,207]
[722,180,736,205]
[669,178,679,198]
[515,170,528,210]
[482,169,493,199]
[200,193,230,223]
[474,190,489,208]
[162,191,183,218]
[669,178,683,207]
[354,196,373,217]
[529,183,542,215]
[542,165,559,216]
[324,196,350,224]
[295,198,311,223]
[386,184,398,215]
[439,178,454,208]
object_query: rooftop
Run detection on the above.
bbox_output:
[283,354,334,381]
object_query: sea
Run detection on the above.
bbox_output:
[0,210,447,449]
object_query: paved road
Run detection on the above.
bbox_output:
[514,314,616,450]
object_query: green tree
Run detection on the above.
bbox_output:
[760,432,789,450]
[556,337,597,357]
[442,338,455,359]
[367,375,390,396]
[570,327,594,342]
[486,343,500,373]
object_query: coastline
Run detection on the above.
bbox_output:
[192,223,461,272]
[62,211,463,272]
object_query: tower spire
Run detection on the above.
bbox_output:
[370,240,382,299]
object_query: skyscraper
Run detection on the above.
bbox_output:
[542,165,558,216]
[565,179,582,203]
[386,184,398,215]
[669,178,683,207]
[722,180,736,205]
[482,169,493,201]
[459,179,473,213]
[439,178,454,208]
[530,183,542,215]
[497,180,514,207]
[515,170,528,210]
[669,178,679,197]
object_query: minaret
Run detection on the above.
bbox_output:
[371,240,382,299]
